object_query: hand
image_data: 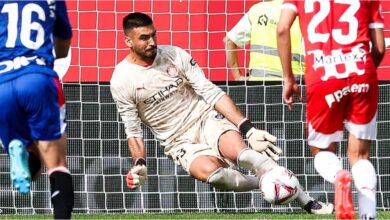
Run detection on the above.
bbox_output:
[246,128,282,161]
[283,78,302,110]
[126,165,147,189]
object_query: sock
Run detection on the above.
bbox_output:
[49,169,74,219]
[314,151,342,183]
[207,167,259,191]
[351,160,377,219]
[237,148,278,176]
[295,187,314,207]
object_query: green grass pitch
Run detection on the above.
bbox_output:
[2,211,390,219]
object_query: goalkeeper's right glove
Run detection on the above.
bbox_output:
[238,118,282,161]
[126,158,147,189]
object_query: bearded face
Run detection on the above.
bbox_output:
[125,25,157,60]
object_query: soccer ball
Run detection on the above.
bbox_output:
[259,166,300,205]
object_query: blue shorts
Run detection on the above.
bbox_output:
[0,73,67,154]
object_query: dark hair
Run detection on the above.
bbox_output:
[122,12,153,34]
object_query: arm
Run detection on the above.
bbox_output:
[225,13,251,81]
[214,95,245,126]
[110,81,146,189]
[277,8,301,110]
[125,137,147,189]
[370,27,385,68]
[214,95,282,160]
[54,1,72,59]
[224,37,246,81]
[368,1,386,68]
[54,38,71,59]
[128,137,146,165]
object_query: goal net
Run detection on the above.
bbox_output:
[1,0,390,215]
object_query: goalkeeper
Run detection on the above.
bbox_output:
[110,12,333,215]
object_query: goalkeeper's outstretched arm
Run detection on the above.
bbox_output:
[214,95,245,126]
[214,95,282,161]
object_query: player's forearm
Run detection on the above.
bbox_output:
[277,10,297,80]
[370,28,385,68]
[225,37,242,80]
[277,26,294,80]
[54,38,71,59]
[127,137,146,165]
[214,94,246,126]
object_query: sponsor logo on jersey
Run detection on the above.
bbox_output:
[324,83,369,108]
[308,44,366,81]
[144,77,184,104]
[257,14,276,26]
[258,14,269,26]
[0,56,46,75]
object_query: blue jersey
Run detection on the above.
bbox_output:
[0,0,72,83]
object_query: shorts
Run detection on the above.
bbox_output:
[0,73,67,154]
[306,74,378,149]
[164,110,238,174]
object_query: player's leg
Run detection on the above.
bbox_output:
[214,116,333,213]
[0,79,32,194]
[27,143,43,180]
[37,135,73,219]
[189,154,259,192]
[16,74,73,219]
[307,80,353,219]
[167,140,259,191]
[348,135,376,220]
[345,74,378,220]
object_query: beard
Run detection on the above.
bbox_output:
[133,46,157,60]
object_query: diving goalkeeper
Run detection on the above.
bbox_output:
[110,12,333,214]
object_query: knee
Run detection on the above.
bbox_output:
[189,156,226,182]
[310,143,337,156]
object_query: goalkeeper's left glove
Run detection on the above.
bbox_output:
[238,118,282,161]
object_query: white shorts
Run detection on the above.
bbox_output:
[164,110,238,174]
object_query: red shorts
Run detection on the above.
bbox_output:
[306,74,378,148]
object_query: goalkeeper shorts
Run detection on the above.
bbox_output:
[165,110,238,174]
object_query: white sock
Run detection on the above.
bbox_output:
[296,187,314,207]
[237,148,278,176]
[314,151,342,183]
[207,167,260,191]
[351,160,377,219]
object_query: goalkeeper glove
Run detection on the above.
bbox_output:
[239,118,282,161]
[126,158,147,189]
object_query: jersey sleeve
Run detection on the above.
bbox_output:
[369,1,384,29]
[175,47,225,107]
[54,0,72,39]
[110,75,143,139]
[226,12,251,48]
[282,0,298,14]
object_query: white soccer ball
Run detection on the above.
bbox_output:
[259,166,300,205]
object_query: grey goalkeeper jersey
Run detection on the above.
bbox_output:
[110,45,225,147]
